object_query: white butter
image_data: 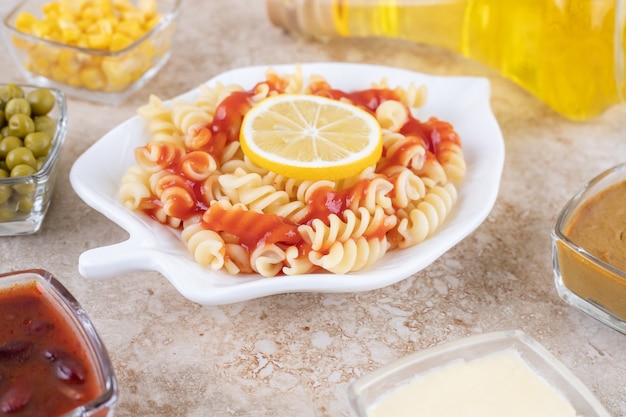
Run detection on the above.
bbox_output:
[367,348,579,417]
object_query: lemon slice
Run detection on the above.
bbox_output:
[240,94,383,181]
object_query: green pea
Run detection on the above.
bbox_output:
[1,126,9,137]
[12,181,35,196]
[6,147,37,171]
[4,98,31,121]
[15,195,34,213]
[0,206,16,221]
[0,136,23,159]
[0,184,11,205]
[27,88,55,116]
[24,131,52,158]
[0,84,25,109]
[7,114,35,138]
[10,163,36,178]
[34,115,56,137]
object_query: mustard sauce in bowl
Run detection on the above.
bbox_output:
[553,164,626,334]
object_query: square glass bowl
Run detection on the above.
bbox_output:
[348,330,610,417]
[2,0,180,104]
[552,163,626,335]
[0,83,67,235]
[0,269,117,416]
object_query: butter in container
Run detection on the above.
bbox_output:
[348,330,610,417]
[552,163,626,335]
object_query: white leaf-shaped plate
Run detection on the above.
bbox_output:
[70,63,505,305]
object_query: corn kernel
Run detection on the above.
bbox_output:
[58,0,82,17]
[138,0,158,15]
[51,65,71,83]
[95,0,114,16]
[116,20,143,39]
[66,73,83,87]
[42,2,60,16]
[79,66,106,90]
[76,38,89,48]
[102,58,134,89]
[87,32,112,49]
[97,19,115,35]
[144,15,162,31]
[112,0,134,13]
[30,21,50,39]
[11,35,30,50]
[57,49,81,72]
[15,12,37,32]
[110,32,133,51]
[82,7,98,22]
[59,21,81,43]
[104,72,133,91]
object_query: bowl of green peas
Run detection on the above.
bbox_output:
[0,83,67,235]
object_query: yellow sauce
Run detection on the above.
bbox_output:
[558,180,626,321]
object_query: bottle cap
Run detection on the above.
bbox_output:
[266,0,298,33]
[266,0,338,39]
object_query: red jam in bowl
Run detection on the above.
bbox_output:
[0,269,117,416]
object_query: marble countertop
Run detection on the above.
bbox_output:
[1,1,625,416]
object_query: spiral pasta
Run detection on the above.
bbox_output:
[393,183,458,248]
[170,99,212,137]
[121,67,466,276]
[120,165,152,210]
[309,236,390,274]
[182,222,226,269]
[298,206,396,252]
[137,95,183,147]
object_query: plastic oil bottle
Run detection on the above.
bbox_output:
[266,0,626,121]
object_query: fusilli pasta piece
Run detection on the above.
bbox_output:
[195,82,244,115]
[309,236,389,274]
[376,100,408,132]
[393,183,458,248]
[250,243,286,277]
[137,94,183,147]
[135,142,185,172]
[298,206,396,252]
[170,99,212,137]
[119,165,152,210]
[182,222,226,269]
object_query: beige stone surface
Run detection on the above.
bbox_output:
[1,1,625,416]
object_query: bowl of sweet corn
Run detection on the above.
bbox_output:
[1,0,180,104]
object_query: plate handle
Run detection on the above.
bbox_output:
[78,240,153,279]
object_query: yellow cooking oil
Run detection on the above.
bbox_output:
[269,0,626,120]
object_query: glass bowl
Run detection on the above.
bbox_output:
[2,0,181,104]
[0,269,117,416]
[0,83,67,235]
[348,330,610,417]
[552,163,626,335]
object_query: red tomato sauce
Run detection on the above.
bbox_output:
[0,281,101,416]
